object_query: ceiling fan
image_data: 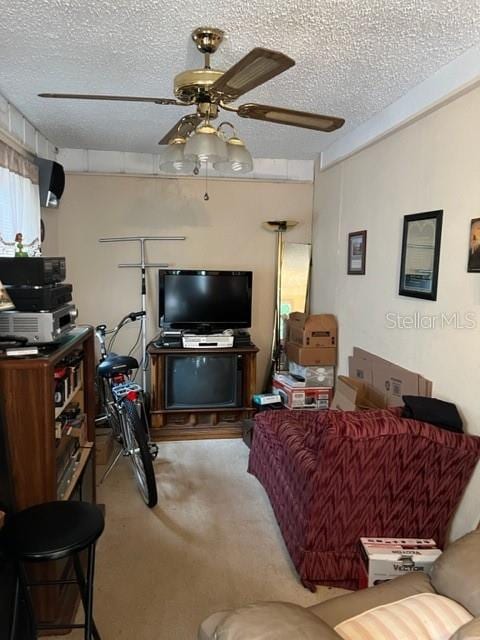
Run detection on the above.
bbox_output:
[39,27,345,146]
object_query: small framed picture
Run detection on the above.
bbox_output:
[348,230,367,275]
[399,210,443,300]
[467,218,480,272]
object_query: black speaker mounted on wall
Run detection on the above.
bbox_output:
[35,158,65,208]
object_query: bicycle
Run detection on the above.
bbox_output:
[95,311,158,508]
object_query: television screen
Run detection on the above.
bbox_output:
[159,270,252,329]
[165,354,242,408]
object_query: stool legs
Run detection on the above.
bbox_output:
[10,563,37,640]
[74,547,101,640]
[85,545,95,640]
[9,572,20,640]
[9,548,101,640]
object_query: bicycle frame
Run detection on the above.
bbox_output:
[94,312,158,502]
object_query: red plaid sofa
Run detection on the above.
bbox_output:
[248,408,480,590]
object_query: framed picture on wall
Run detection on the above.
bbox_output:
[399,210,443,300]
[467,218,480,272]
[347,230,367,275]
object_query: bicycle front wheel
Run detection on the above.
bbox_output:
[123,399,158,508]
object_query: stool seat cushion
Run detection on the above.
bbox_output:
[2,501,104,561]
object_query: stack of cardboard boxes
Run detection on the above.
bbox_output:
[272,313,337,410]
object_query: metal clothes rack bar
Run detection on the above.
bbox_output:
[99,235,186,389]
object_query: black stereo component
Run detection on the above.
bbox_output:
[154,338,183,349]
[234,330,252,347]
[5,283,73,312]
[0,257,66,285]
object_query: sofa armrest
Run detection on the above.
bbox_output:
[431,529,480,617]
[254,409,327,439]
[198,611,231,640]
[449,617,480,640]
[205,602,343,640]
[309,572,434,628]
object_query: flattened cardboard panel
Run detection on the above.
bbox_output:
[348,348,432,407]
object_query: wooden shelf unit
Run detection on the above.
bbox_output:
[60,443,94,501]
[54,365,83,419]
[148,344,258,440]
[0,326,96,630]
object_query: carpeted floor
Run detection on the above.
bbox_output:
[50,439,347,639]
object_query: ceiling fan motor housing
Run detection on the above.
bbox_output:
[174,69,224,104]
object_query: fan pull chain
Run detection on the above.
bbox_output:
[204,162,209,201]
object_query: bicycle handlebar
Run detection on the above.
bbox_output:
[95,311,145,335]
[128,311,146,321]
[95,311,146,360]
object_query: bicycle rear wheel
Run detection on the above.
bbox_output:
[123,399,158,508]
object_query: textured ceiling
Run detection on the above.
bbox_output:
[1,0,480,159]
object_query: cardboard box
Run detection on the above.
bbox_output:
[288,362,335,387]
[348,347,432,407]
[272,377,333,410]
[286,341,336,366]
[95,430,114,465]
[359,537,442,588]
[331,375,386,411]
[288,313,337,348]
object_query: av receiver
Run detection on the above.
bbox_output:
[0,303,77,343]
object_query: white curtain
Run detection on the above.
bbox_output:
[0,141,41,257]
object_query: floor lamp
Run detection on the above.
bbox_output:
[262,220,298,391]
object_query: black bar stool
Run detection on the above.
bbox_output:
[2,500,104,640]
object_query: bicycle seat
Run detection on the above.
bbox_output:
[97,355,139,378]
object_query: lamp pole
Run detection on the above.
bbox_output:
[262,220,298,391]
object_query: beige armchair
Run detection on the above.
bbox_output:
[199,529,480,640]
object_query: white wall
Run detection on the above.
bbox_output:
[43,173,313,389]
[0,91,56,159]
[312,85,480,540]
[57,148,314,182]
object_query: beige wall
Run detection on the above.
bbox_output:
[311,85,480,540]
[43,174,313,389]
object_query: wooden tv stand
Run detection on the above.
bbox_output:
[148,344,258,441]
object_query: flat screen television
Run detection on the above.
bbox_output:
[158,269,252,331]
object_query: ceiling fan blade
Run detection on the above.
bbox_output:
[38,93,184,106]
[209,48,295,101]
[158,113,202,145]
[236,103,345,132]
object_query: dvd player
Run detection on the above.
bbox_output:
[182,334,234,348]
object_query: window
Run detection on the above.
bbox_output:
[0,140,41,257]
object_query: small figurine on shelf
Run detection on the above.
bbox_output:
[0,232,39,257]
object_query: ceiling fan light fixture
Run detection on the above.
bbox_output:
[213,136,253,174]
[184,124,228,163]
[159,136,196,173]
